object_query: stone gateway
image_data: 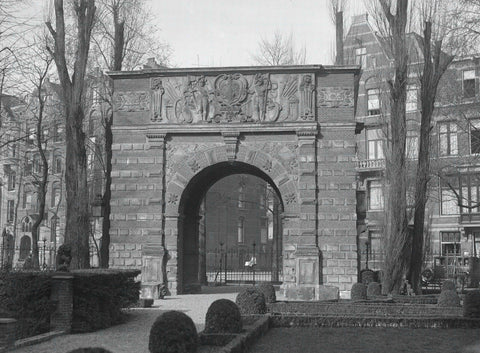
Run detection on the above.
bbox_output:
[108,65,360,299]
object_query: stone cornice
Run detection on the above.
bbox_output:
[107,64,359,80]
[115,122,320,134]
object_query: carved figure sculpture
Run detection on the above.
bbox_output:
[151,78,165,122]
[193,76,210,122]
[253,73,271,122]
[56,244,72,272]
[299,74,315,119]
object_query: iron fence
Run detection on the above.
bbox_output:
[206,246,283,284]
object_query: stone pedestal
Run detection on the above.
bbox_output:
[50,273,73,333]
[283,245,338,300]
[141,243,169,299]
[0,318,16,350]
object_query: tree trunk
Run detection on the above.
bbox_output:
[46,0,95,269]
[380,0,410,294]
[100,3,124,268]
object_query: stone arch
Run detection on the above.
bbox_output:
[165,144,297,216]
[165,148,293,293]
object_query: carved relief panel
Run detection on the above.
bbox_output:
[145,73,316,124]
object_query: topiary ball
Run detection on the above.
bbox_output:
[360,269,376,285]
[351,283,367,300]
[257,283,276,303]
[367,282,382,297]
[464,290,480,318]
[204,299,242,333]
[441,280,456,292]
[437,290,461,307]
[235,287,267,315]
[149,311,198,353]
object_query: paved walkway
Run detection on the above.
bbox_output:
[12,286,246,353]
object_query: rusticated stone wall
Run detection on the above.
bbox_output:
[108,65,359,299]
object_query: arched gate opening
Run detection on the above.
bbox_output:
[177,161,284,293]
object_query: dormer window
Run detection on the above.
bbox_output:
[355,47,367,67]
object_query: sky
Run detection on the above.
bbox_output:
[150,0,366,68]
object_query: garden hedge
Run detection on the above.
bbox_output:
[0,270,55,339]
[71,269,140,332]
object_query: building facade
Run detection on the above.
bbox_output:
[345,14,480,278]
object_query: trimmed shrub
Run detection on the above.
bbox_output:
[441,280,456,292]
[367,282,382,297]
[235,287,267,315]
[464,290,480,318]
[149,311,198,353]
[257,283,276,303]
[71,269,140,332]
[0,271,55,339]
[204,299,242,333]
[360,269,375,285]
[437,290,461,307]
[351,283,367,300]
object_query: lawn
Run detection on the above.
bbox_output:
[249,327,480,353]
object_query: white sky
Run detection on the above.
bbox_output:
[150,0,366,67]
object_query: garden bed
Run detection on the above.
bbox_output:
[198,315,269,353]
[269,301,461,317]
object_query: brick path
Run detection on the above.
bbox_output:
[11,286,247,353]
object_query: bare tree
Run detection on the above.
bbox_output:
[46,0,96,269]
[89,0,171,267]
[251,30,306,66]
[369,0,410,294]
[408,1,456,293]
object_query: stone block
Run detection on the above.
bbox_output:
[317,285,340,301]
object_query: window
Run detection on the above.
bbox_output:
[7,171,15,191]
[53,124,63,142]
[53,156,62,174]
[27,127,35,145]
[50,216,58,242]
[237,217,244,243]
[439,122,458,156]
[33,155,41,174]
[463,69,476,98]
[238,183,245,208]
[470,119,480,154]
[367,180,384,210]
[367,88,380,115]
[23,192,32,209]
[406,85,417,111]
[441,177,460,215]
[7,200,14,222]
[355,47,367,67]
[9,143,16,158]
[366,128,384,160]
[459,173,480,214]
[406,131,419,159]
[441,231,461,256]
[22,217,32,232]
[51,185,61,207]
[260,218,268,244]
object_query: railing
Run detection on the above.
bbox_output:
[206,246,283,284]
[356,158,386,171]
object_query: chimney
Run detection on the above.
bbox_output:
[335,11,344,65]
